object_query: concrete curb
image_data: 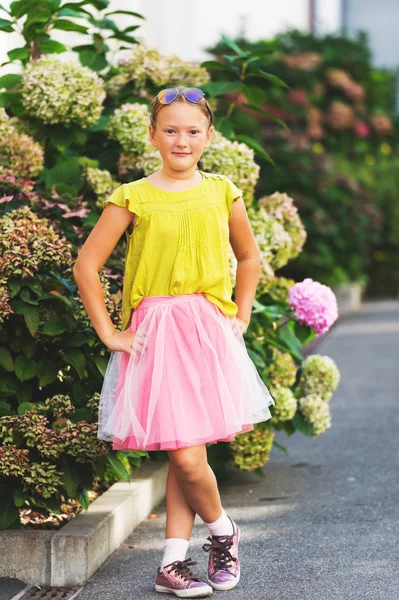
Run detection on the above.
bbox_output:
[0,460,169,587]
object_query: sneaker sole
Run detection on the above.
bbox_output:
[155,584,213,598]
[207,524,241,591]
[207,569,240,591]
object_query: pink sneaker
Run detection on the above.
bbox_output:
[202,516,240,591]
[155,558,213,598]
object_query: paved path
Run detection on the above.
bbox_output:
[2,301,399,600]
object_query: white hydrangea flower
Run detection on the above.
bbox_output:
[270,386,297,422]
[107,103,151,154]
[201,130,260,203]
[298,355,340,402]
[0,108,14,137]
[20,55,105,127]
[299,394,332,436]
[84,167,120,209]
[106,43,210,97]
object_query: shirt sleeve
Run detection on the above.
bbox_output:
[225,177,243,218]
[103,183,141,218]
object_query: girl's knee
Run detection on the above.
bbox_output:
[168,447,207,483]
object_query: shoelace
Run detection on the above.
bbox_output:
[166,558,200,582]
[202,535,237,571]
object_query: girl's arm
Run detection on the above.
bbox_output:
[229,198,261,331]
[73,203,134,345]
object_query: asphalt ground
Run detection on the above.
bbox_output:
[2,301,398,600]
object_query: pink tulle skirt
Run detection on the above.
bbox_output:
[97,293,274,451]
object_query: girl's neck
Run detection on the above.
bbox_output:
[146,167,202,191]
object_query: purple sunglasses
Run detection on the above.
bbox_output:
[157,87,205,105]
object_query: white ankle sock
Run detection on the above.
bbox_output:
[161,538,189,569]
[204,509,234,537]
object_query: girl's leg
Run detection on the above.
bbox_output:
[165,460,196,539]
[167,444,223,524]
[168,444,240,592]
[159,461,196,570]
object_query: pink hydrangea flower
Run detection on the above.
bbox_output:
[288,278,338,335]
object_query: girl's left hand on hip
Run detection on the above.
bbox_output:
[235,316,249,335]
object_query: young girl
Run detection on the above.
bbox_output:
[73,85,274,598]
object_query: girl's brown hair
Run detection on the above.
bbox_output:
[150,86,214,129]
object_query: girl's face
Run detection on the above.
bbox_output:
[149,102,213,172]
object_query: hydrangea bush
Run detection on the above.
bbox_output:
[106,43,210,98]
[20,55,106,127]
[0,27,343,521]
[0,205,145,528]
[201,130,260,204]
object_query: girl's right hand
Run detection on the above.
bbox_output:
[103,329,140,355]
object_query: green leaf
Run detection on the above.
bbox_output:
[16,383,33,404]
[91,355,108,377]
[0,494,20,529]
[61,458,78,498]
[73,407,91,422]
[272,439,288,454]
[120,24,140,34]
[39,39,68,54]
[221,34,245,56]
[261,305,286,319]
[76,486,90,511]
[40,318,68,336]
[104,10,144,19]
[8,280,22,298]
[43,157,82,194]
[246,348,265,370]
[292,412,314,436]
[214,116,235,139]
[67,333,90,347]
[26,280,43,296]
[203,80,243,97]
[52,18,88,33]
[127,455,141,468]
[246,69,289,89]
[20,290,39,305]
[200,60,234,72]
[86,114,110,131]
[0,400,12,417]
[58,7,89,18]
[14,355,36,381]
[62,348,86,379]
[0,17,14,30]
[37,358,59,387]
[254,466,266,478]
[7,47,30,62]
[88,0,110,10]
[13,488,28,508]
[126,450,148,458]
[235,134,275,166]
[25,307,40,336]
[108,31,139,44]
[0,375,17,394]
[277,325,303,360]
[10,0,34,19]
[41,497,62,514]
[241,103,289,130]
[17,401,35,415]
[21,337,35,360]
[78,50,107,71]
[106,453,131,483]
[0,348,13,372]
[242,85,266,106]
[0,74,22,89]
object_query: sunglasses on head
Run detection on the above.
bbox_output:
[157,87,205,105]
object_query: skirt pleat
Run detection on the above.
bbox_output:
[97,293,274,451]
